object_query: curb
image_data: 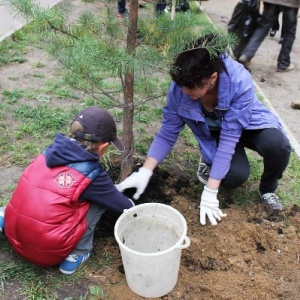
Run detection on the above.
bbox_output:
[0,0,63,43]
[0,22,27,43]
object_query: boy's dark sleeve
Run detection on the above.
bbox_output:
[79,171,134,213]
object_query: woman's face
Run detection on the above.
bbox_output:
[182,81,211,100]
[182,72,218,100]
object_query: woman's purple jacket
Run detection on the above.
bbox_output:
[147,54,285,181]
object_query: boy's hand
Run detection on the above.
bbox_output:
[116,167,153,200]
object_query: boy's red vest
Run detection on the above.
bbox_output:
[5,153,102,266]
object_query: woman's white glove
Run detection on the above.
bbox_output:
[199,186,227,226]
[115,167,153,200]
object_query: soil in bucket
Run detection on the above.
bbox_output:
[114,203,190,298]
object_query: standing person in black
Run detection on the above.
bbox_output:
[238,0,299,72]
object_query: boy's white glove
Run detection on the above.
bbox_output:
[199,186,227,226]
[115,167,153,200]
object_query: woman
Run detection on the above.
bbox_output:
[117,33,291,226]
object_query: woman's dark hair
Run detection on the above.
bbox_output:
[170,33,227,88]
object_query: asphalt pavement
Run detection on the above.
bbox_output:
[1,0,300,156]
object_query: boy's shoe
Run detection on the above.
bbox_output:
[59,251,92,275]
[197,156,211,185]
[258,190,282,215]
[278,37,284,44]
[0,210,4,234]
[277,64,294,73]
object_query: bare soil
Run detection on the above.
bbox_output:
[0,1,300,300]
[100,164,300,300]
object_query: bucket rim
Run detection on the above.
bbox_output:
[114,203,188,257]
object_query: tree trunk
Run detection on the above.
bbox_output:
[120,0,139,180]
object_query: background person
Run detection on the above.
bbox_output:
[117,33,291,226]
[238,0,299,72]
[269,4,286,44]
[227,0,261,59]
[1,106,134,275]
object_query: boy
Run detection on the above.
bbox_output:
[1,106,134,275]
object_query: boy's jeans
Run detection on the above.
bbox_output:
[72,203,106,256]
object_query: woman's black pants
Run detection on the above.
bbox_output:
[221,128,291,193]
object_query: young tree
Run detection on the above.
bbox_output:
[4,0,235,180]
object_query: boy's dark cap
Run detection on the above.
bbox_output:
[72,106,124,152]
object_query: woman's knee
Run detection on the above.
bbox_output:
[263,132,291,158]
[221,168,250,188]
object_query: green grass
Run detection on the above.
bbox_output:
[32,61,46,68]
[2,89,24,103]
[1,247,87,299]
[0,102,76,166]
[0,22,42,67]
[0,237,113,299]
[0,39,27,67]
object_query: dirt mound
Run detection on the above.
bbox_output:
[92,164,300,300]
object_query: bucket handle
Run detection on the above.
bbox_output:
[177,235,190,249]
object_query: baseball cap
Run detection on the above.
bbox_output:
[72,106,124,152]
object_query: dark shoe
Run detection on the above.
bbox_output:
[277,64,294,73]
[197,156,211,185]
[258,190,282,215]
[59,252,92,275]
[238,54,251,71]
[269,29,277,37]
[278,37,284,44]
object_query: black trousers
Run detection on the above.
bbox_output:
[219,128,291,193]
[241,3,298,69]
[118,0,126,13]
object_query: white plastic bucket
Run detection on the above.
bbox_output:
[114,203,190,298]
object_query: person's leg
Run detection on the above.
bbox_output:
[117,0,126,15]
[156,0,167,15]
[270,19,279,37]
[199,130,250,188]
[270,6,281,37]
[277,6,298,71]
[240,128,291,193]
[220,142,250,188]
[239,3,278,61]
[72,203,106,255]
[59,203,106,275]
